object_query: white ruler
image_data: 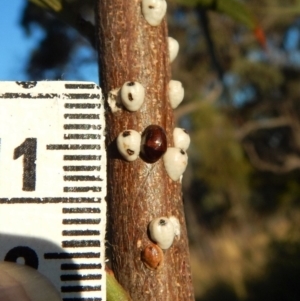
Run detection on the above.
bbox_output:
[0,81,106,301]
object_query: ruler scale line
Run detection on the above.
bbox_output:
[0,198,101,203]
[64,176,103,181]
[64,83,96,89]
[62,297,103,301]
[63,93,100,99]
[47,145,101,150]
[64,114,100,119]
[0,93,59,99]
[63,166,101,172]
[64,124,102,130]
[63,187,102,193]
[62,230,100,236]
[61,286,101,293]
[63,219,101,225]
[63,208,101,214]
[60,274,102,281]
[44,252,100,259]
[64,134,101,140]
[62,240,100,248]
[61,264,102,270]
[65,103,101,109]
[64,155,101,161]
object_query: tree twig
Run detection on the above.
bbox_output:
[235,117,291,140]
[243,142,300,173]
[174,85,223,122]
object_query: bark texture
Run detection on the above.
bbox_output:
[96,1,195,300]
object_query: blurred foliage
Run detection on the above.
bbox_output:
[22,0,300,300]
[175,0,257,29]
[168,0,300,299]
[191,101,251,194]
[29,0,62,11]
[28,0,95,45]
[22,1,96,79]
[196,239,300,301]
[232,59,284,94]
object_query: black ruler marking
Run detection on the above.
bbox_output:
[62,240,100,248]
[64,176,103,182]
[44,252,100,259]
[63,208,100,214]
[64,114,100,119]
[65,103,101,109]
[1,82,104,301]
[63,187,102,193]
[62,230,100,236]
[61,263,102,270]
[64,155,101,161]
[63,166,101,172]
[15,81,37,88]
[64,124,102,130]
[47,145,100,150]
[62,298,102,301]
[0,198,101,204]
[64,134,101,140]
[0,93,58,99]
[65,84,96,89]
[63,93,100,99]
[63,219,101,225]
[61,286,101,293]
[61,274,102,281]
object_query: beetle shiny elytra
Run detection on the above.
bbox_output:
[140,125,167,163]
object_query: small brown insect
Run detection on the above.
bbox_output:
[141,125,167,163]
[141,243,164,270]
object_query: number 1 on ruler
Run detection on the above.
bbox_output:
[0,81,106,301]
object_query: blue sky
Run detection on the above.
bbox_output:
[0,0,98,82]
[0,0,33,80]
[1,1,300,96]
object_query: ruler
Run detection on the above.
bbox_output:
[0,81,106,301]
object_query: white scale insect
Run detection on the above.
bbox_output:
[0,81,106,301]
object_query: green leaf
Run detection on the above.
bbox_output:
[106,267,132,301]
[29,0,62,12]
[215,0,255,29]
[28,0,95,46]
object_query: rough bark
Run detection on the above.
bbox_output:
[96,1,195,300]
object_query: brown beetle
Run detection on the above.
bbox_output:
[140,125,167,163]
[141,243,164,270]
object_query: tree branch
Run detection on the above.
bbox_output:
[243,142,300,173]
[235,117,291,140]
[29,0,96,46]
[96,1,194,300]
[196,6,224,80]
[174,85,222,122]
